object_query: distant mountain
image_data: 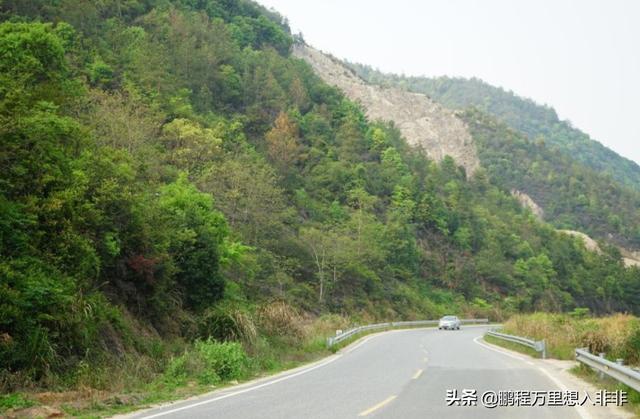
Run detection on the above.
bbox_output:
[346,64,640,248]
[348,67,640,193]
[463,109,640,249]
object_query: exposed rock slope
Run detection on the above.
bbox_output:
[558,230,640,268]
[511,189,544,220]
[293,43,479,175]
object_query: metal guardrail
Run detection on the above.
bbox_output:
[327,318,489,347]
[485,329,546,359]
[575,348,640,392]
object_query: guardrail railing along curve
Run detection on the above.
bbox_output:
[485,329,547,359]
[327,318,489,347]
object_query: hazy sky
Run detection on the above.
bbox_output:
[257,0,640,165]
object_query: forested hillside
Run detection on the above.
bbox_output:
[347,68,640,192]
[464,110,640,248]
[1,0,639,400]
[348,64,640,248]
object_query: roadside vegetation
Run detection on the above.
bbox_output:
[487,312,640,415]
[501,312,640,362]
[0,302,346,416]
[1,0,640,417]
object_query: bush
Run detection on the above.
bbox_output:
[198,307,257,346]
[256,301,306,340]
[164,339,248,386]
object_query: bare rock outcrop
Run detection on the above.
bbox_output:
[292,43,479,175]
[620,248,640,268]
[558,230,640,268]
[558,230,601,253]
[511,189,544,219]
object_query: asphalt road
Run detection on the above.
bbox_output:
[128,326,586,419]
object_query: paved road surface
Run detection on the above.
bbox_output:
[127,326,586,419]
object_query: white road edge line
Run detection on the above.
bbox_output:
[140,355,342,418]
[345,334,378,354]
[536,367,592,419]
[473,336,526,361]
[140,327,428,418]
[473,336,591,419]
[139,326,494,418]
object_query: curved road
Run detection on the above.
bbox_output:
[128,326,586,419]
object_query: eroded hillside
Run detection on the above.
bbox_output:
[293,43,479,175]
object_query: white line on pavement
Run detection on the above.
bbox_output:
[140,327,417,418]
[536,367,591,419]
[472,336,526,361]
[473,336,590,419]
[345,334,379,354]
[141,355,342,418]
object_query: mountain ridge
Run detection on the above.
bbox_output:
[346,67,640,191]
[340,61,640,250]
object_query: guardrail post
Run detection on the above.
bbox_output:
[616,359,624,366]
[598,352,605,379]
[542,339,546,359]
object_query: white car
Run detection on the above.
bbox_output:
[439,315,461,330]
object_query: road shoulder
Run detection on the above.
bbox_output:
[476,337,634,419]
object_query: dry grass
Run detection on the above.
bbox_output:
[256,301,306,340]
[503,313,640,363]
[304,313,350,338]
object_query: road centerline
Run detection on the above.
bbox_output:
[358,395,397,416]
[412,369,423,379]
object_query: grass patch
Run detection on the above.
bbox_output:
[0,393,35,414]
[483,335,540,358]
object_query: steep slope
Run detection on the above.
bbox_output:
[347,69,640,192]
[344,64,640,249]
[463,109,640,249]
[292,44,479,175]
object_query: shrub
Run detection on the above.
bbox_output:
[164,339,248,386]
[198,307,257,346]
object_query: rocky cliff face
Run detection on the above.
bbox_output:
[292,43,480,175]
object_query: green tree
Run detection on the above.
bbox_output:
[157,175,231,309]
